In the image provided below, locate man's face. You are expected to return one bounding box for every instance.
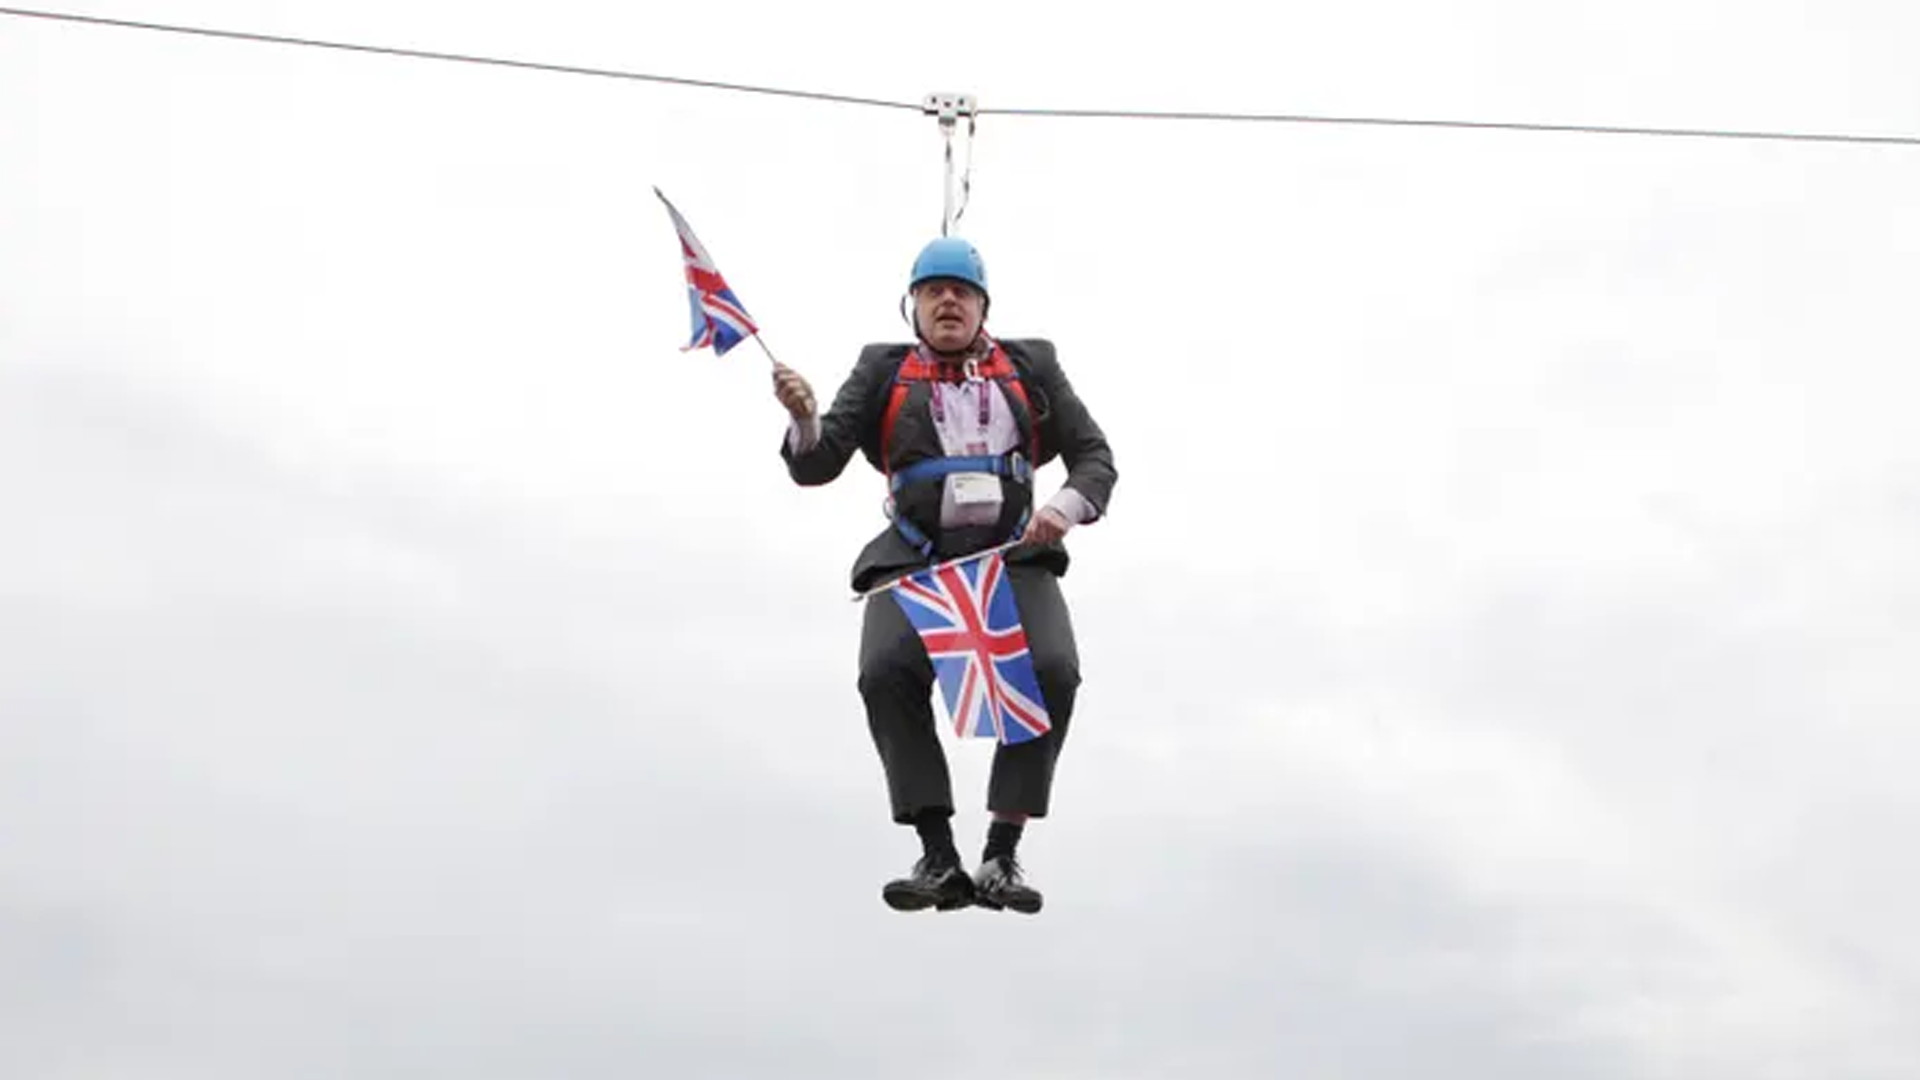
[913,278,986,353]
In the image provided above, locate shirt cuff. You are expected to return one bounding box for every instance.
[1044,486,1097,527]
[786,413,821,454]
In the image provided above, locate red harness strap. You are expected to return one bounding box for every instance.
[878,342,1039,489]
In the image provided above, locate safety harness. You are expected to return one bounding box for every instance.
[879,340,1041,559]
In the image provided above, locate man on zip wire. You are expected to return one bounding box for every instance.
[771,237,1117,914]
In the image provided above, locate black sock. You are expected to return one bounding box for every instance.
[912,809,957,863]
[983,819,1023,862]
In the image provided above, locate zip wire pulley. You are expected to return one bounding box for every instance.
[923,92,977,237]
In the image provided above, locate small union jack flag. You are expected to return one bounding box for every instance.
[891,549,1052,745]
[654,187,759,355]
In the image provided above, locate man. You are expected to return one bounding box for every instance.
[771,236,1117,915]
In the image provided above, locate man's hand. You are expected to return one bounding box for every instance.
[1020,505,1072,546]
[771,361,816,421]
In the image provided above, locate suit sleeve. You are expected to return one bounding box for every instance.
[779,346,890,486]
[1026,342,1117,522]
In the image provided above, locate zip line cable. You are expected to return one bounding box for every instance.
[0,6,922,112]
[976,103,1920,147]
[5,5,1920,149]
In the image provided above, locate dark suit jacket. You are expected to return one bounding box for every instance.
[781,338,1118,593]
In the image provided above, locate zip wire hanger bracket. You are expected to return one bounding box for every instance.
[924,92,978,236]
[923,92,977,124]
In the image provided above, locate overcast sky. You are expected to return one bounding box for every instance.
[5,2,1919,1078]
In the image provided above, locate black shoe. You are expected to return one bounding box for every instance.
[882,853,975,912]
[972,854,1043,914]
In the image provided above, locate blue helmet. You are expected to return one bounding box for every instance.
[909,237,988,298]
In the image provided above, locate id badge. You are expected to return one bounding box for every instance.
[951,473,1001,505]
[942,471,1003,527]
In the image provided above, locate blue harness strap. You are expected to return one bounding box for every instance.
[885,451,1035,559]
[887,452,1033,494]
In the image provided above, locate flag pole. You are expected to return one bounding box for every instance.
[751,332,780,369]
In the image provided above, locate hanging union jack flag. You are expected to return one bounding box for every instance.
[891,549,1053,745]
[654,187,759,355]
